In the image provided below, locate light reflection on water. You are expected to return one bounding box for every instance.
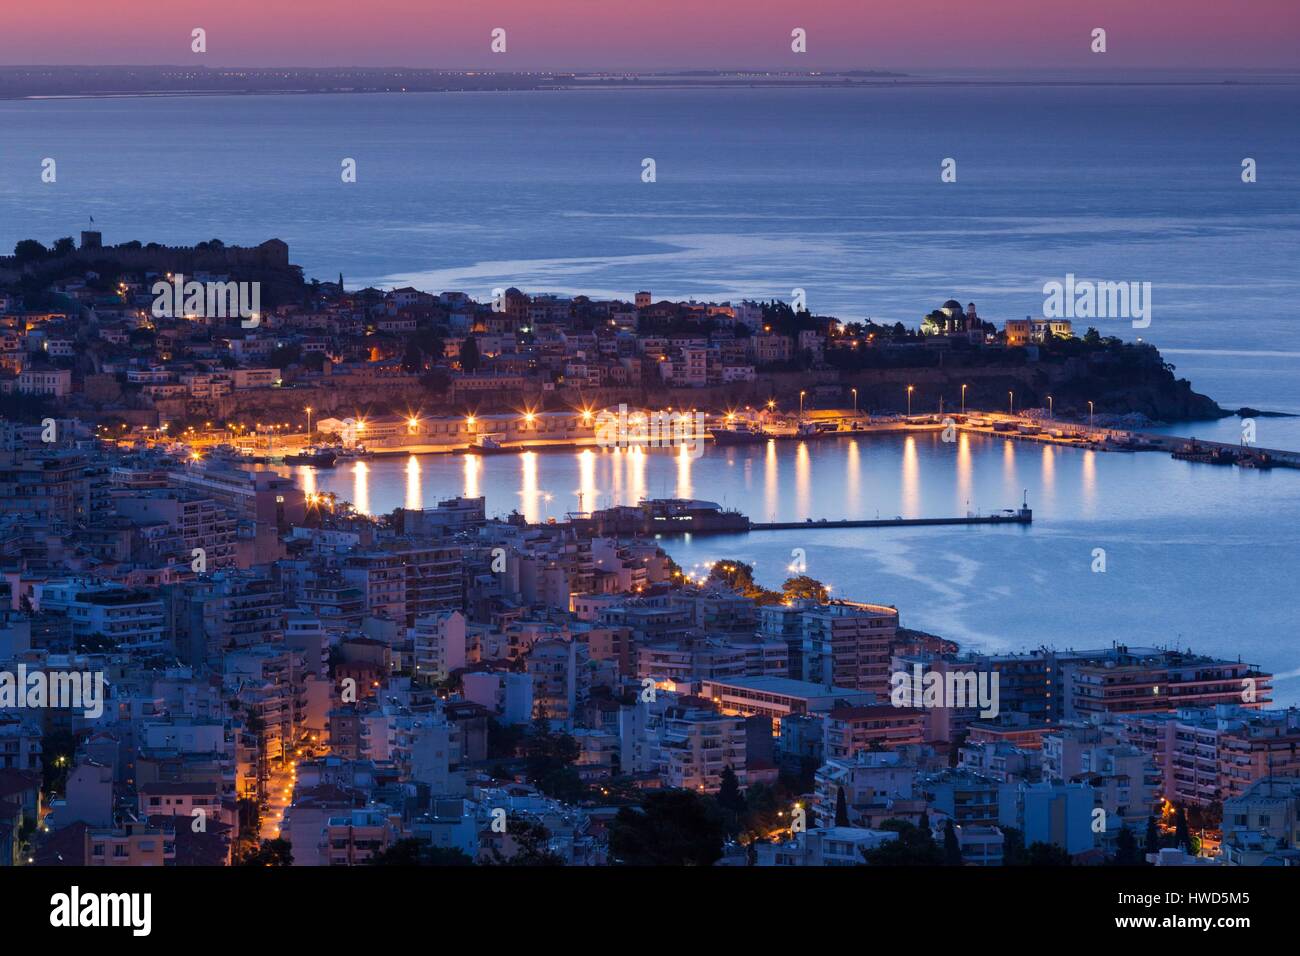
[289,433,1300,705]
[292,432,1276,526]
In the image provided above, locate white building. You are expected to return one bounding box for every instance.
[411,611,467,683]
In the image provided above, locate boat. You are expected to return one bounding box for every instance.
[284,447,338,467]
[334,444,372,461]
[763,419,800,439]
[1171,440,1236,465]
[464,434,510,455]
[710,422,767,445]
[1237,451,1274,469]
[797,420,839,437]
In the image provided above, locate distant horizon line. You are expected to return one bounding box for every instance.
[3,63,1298,75]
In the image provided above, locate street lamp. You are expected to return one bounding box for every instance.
[799,390,806,418]
[304,406,313,437]
[1088,400,1095,428]
[1008,390,1014,416]
[851,388,858,415]
[906,385,914,417]
[961,384,967,416]
[1047,395,1053,419]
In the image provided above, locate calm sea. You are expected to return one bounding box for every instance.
[1,84,1297,698]
[297,435,1300,706]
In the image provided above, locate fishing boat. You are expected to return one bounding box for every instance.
[763,418,800,439]
[1236,451,1274,469]
[334,444,372,461]
[710,421,767,444]
[284,447,338,467]
[464,434,510,455]
[1171,440,1236,465]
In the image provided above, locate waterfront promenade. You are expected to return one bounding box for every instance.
[174,407,1300,471]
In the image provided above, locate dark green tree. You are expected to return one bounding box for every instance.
[13,239,48,262]
[1173,804,1192,851]
[943,820,963,865]
[523,719,586,803]
[860,819,943,866]
[459,335,481,372]
[834,786,850,827]
[1112,824,1143,865]
[782,575,829,604]
[718,766,746,814]
[1002,826,1028,866]
[368,839,473,866]
[241,838,294,867]
[608,790,726,866]
[1144,815,1160,858]
[489,818,565,866]
[1026,842,1072,866]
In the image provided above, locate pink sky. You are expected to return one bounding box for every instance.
[1,0,1297,70]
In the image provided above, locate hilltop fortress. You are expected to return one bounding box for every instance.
[0,231,298,298]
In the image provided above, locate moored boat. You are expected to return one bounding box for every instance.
[285,447,338,467]
[465,434,510,455]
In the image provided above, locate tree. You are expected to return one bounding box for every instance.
[369,838,473,866]
[14,239,48,262]
[489,818,565,866]
[861,820,943,866]
[523,719,587,803]
[1002,827,1028,866]
[1188,801,1222,832]
[717,766,746,814]
[486,718,526,760]
[51,236,75,256]
[782,575,829,604]
[1144,815,1160,858]
[459,335,481,372]
[834,786,850,827]
[420,368,452,396]
[716,766,746,838]
[40,729,76,794]
[943,820,963,865]
[401,339,424,373]
[241,838,293,867]
[1173,804,1192,851]
[1112,824,1143,865]
[608,790,726,866]
[270,343,301,369]
[708,560,757,592]
[740,782,782,837]
[1026,842,1072,866]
